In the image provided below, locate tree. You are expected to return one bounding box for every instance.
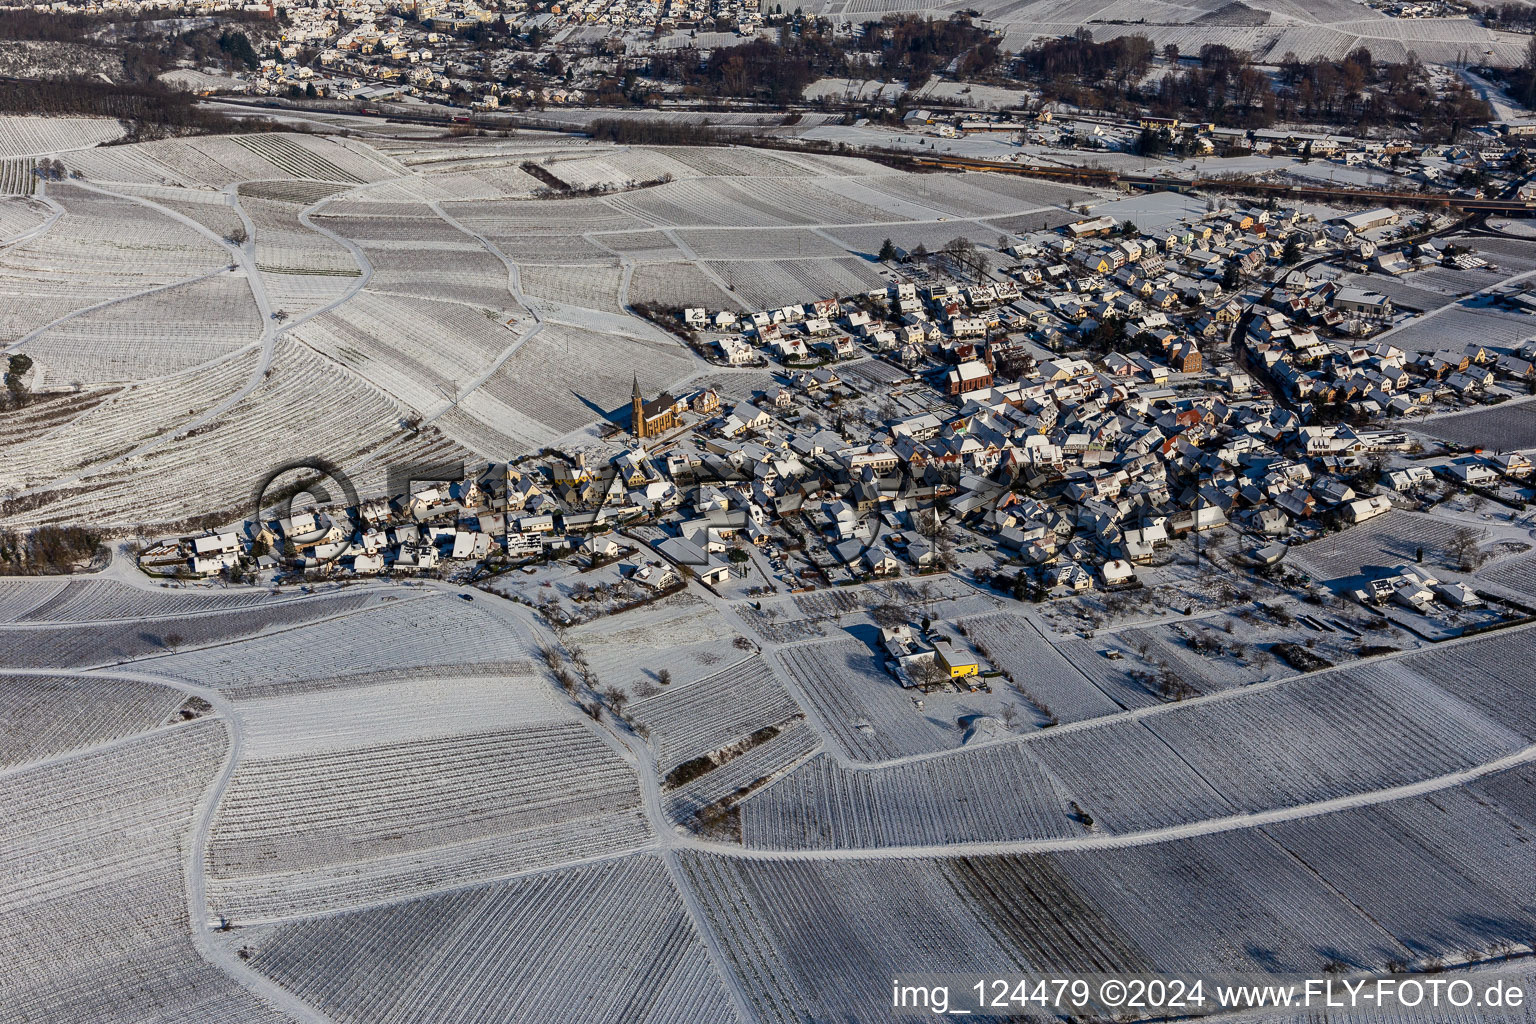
[877,237,897,261]
[1221,261,1242,291]
[657,668,673,685]
[600,685,629,717]
[1446,526,1485,570]
[162,632,186,653]
[998,702,1021,729]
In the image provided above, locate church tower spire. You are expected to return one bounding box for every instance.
[631,374,645,440]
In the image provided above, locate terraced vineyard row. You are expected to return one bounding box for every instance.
[0,158,35,195]
[741,744,1078,849]
[249,856,741,1024]
[777,639,956,762]
[632,656,801,773]
[0,591,381,670]
[0,674,188,770]
[207,722,646,876]
[0,722,290,1024]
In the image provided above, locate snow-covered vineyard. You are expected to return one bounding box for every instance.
[4,558,1536,1022]
[11,115,1536,1024]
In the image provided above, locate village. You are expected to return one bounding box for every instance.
[138,188,1536,689]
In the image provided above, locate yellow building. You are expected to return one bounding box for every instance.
[934,639,979,679]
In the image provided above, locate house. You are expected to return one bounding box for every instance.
[932,638,979,678]
[1101,559,1135,587]
[1168,341,1202,374]
[1342,494,1393,523]
[1331,287,1393,317]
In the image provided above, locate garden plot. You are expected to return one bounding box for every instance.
[0,346,257,493]
[295,290,514,414]
[482,321,695,438]
[362,240,515,311]
[630,656,800,773]
[519,261,625,312]
[0,590,382,669]
[1268,796,1536,960]
[157,592,531,690]
[628,261,736,311]
[568,592,749,693]
[1289,510,1470,581]
[14,579,280,622]
[22,270,261,386]
[776,637,956,762]
[1419,400,1536,450]
[0,721,291,1024]
[205,723,648,902]
[665,720,820,828]
[1028,720,1238,832]
[0,114,123,158]
[249,856,741,1024]
[960,612,1121,723]
[0,673,188,769]
[1146,662,1524,815]
[1053,829,1404,974]
[1405,627,1536,740]
[741,742,1076,849]
[707,256,886,310]
[679,853,1026,1024]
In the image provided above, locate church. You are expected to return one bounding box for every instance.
[631,376,680,440]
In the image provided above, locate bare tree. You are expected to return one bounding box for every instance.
[1446,526,1486,571]
[998,702,1021,729]
[657,668,673,686]
[600,685,629,717]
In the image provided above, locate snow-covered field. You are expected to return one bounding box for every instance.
[9,118,1536,1022]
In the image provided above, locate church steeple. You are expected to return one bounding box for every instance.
[631,374,645,439]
